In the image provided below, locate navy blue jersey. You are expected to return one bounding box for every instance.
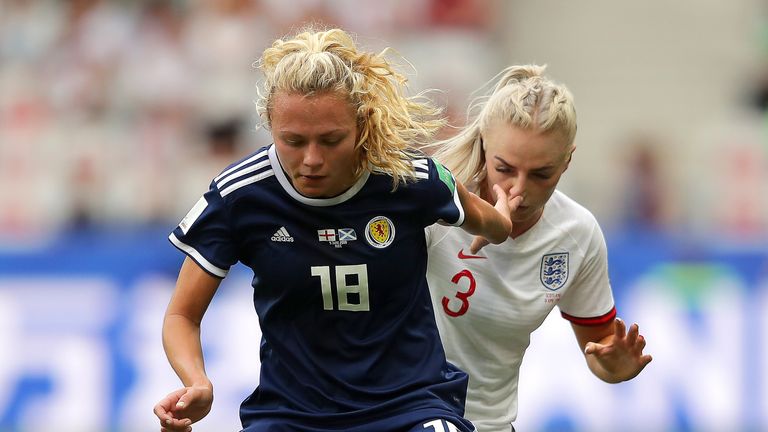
[170,145,474,432]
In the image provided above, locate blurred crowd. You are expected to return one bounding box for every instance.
[2,0,767,241]
[0,0,499,237]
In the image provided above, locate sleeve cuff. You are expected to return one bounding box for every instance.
[168,233,229,278]
[561,306,616,326]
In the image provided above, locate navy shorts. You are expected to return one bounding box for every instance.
[240,418,474,432]
[406,418,474,432]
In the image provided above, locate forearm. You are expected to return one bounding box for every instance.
[162,313,212,390]
[459,183,512,244]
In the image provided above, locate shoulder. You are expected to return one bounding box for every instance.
[545,190,601,228]
[541,190,606,248]
[211,145,275,198]
[409,155,457,192]
[410,156,431,180]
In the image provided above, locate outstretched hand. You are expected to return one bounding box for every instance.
[154,385,213,432]
[469,184,522,254]
[585,318,653,382]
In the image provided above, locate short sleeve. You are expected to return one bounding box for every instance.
[168,180,238,278]
[424,158,465,227]
[558,223,616,325]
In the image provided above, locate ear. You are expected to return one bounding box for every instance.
[563,145,576,172]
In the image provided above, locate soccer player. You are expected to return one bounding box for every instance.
[153,28,518,432]
[425,65,652,432]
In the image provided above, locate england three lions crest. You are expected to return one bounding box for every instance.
[540,252,569,291]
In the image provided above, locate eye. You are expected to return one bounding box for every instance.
[534,173,553,180]
[321,134,346,145]
[495,166,513,174]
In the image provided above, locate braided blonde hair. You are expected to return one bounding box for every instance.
[256,27,446,189]
[430,64,577,188]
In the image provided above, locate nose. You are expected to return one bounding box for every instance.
[509,175,527,203]
[303,142,323,168]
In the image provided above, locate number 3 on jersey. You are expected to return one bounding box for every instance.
[311,264,370,311]
[442,269,476,317]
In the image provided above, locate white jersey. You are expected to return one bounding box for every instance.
[425,190,616,432]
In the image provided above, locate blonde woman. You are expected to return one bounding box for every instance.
[426,65,652,432]
[153,28,517,432]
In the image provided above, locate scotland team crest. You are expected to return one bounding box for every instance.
[540,252,569,291]
[365,216,395,249]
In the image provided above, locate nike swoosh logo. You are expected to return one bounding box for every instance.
[457,249,486,259]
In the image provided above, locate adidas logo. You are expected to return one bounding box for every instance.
[271,226,294,242]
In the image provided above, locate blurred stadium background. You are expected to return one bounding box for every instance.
[1,0,767,431]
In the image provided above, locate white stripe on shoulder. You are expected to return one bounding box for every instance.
[220,170,275,197]
[414,171,429,179]
[412,158,428,172]
[214,148,269,183]
[216,159,270,189]
[169,233,228,278]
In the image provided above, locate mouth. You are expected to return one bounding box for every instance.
[300,174,324,181]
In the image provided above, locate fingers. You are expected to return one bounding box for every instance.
[584,342,596,355]
[616,317,646,351]
[160,417,192,432]
[155,389,193,432]
[157,412,192,431]
[584,341,607,356]
[613,317,626,339]
[493,184,523,211]
[173,398,190,416]
[176,397,188,410]
[154,401,170,420]
[508,195,523,212]
[615,318,652,369]
[625,322,639,346]
[470,236,490,254]
[159,414,192,431]
[161,425,192,432]
[491,185,512,217]
[154,395,178,424]
[492,184,507,201]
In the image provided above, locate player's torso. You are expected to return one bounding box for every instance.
[425,209,588,431]
[427,220,585,354]
[231,179,431,329]
[222,152,461,411]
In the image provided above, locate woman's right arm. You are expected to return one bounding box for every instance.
[154,257,222,431]
[457,182,521,252]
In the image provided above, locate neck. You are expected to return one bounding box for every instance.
[510,209,543,239]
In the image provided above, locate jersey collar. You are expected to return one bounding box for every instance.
[269,145,370,207]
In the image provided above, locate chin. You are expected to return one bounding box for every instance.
[293,185,319,197]
[511,209,530,220]
[301,190,326,198]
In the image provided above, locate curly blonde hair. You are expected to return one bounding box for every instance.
[256,27,445,189]
[430,64,577,189]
